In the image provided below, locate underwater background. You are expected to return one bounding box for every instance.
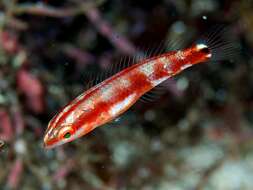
[0,0,253,189]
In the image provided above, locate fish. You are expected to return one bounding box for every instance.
[43,26,238,149]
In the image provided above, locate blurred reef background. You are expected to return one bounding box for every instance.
[0,0,253,189]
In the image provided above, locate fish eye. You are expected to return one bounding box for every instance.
[63,132,71,139]
[58,126,74,140]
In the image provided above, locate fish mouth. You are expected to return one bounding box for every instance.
[43,141,55,149]
[43,140,65,149]
[43,135,59,149]
[43,140,55,149]
[43,133,71,149]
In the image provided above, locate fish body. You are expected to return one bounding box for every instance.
[44,43,211,149]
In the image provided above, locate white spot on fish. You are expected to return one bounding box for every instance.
[175,51,185,60]
[181,63,192,70]
[102,78,131,101]
[159,57,169,63]
[101,84,115,101]
[109,93,136,116]
[120,78,131,88]
[163,62,173,74]
[196,43,208,50]
[151,76,169,87]
[65,111,75,123]
[138,61,156,77]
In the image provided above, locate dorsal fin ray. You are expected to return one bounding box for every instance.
[82,32,185,95]
[194,24,241,62]
[81,54,138,90]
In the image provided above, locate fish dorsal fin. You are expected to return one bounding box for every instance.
[82,34,184,92]
[82,65,107,91]
[82,54,139,89]
[140,41,165,59]
[107,55,136,77]
[137,35,185,61]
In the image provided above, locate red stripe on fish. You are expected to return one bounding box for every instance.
[44,34,235,148]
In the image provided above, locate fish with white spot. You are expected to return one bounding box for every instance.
[44,26,237,149]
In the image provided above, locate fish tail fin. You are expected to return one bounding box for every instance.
[195,25,241,62]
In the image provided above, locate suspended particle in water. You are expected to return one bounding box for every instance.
[202,15,207,20]
[176,77,189,91]
[171,21,186,34]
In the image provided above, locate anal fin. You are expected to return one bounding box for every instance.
[140,84,166,103]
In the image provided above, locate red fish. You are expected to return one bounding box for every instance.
[43,27,237,149]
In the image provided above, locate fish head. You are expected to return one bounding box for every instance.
[43,106,85,149]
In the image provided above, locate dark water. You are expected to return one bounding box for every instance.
[0,0,252,189]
